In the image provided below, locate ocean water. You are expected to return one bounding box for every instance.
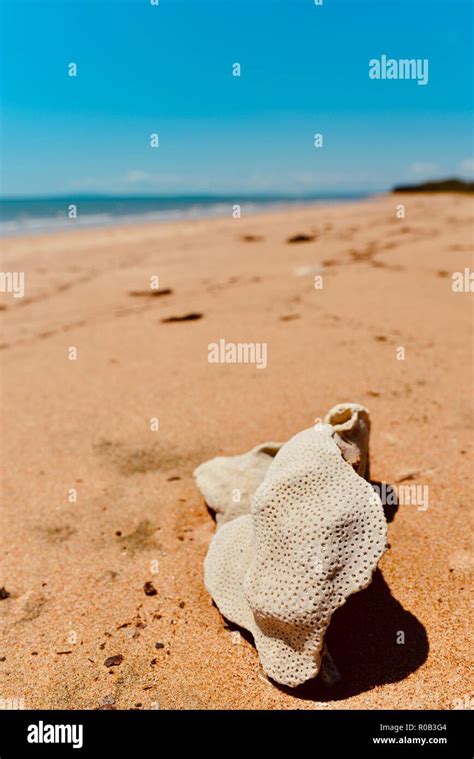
[0,194,367,237]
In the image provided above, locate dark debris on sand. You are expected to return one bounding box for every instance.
[161,313,203,323]
[104,655,123,667]
[286,234,316,244]
[143,581,157,597]
[241,234,264,242]
[128,288,173,297]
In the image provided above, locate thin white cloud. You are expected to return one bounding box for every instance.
[126,170,149,183]
[458,158,474,176]
[64,169,383,196]
[409,162,438,176]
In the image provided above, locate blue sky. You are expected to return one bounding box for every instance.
[1,0,473,197]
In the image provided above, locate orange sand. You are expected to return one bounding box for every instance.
[0,193,472,709]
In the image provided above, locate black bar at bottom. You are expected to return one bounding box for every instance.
[0,709,470,756]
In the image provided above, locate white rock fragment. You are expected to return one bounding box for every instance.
[294,264,323,277]
[193,442,282,526]
[201,407,387,688]
[324,402,371,477]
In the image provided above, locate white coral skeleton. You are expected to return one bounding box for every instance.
[194,403,387,688]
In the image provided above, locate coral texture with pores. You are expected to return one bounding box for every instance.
[201,406,387,688]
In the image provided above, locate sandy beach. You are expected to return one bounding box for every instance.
[0,192,472,710]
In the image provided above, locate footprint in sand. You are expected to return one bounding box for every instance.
[349,242,377,262]
[94,438,199,475]
[116,520,161,556]
[37,524,76,544]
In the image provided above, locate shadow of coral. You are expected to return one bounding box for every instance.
[210,475,424,700]
[277,569,429,702]
[371,480,399,523]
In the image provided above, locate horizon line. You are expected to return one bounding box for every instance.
[0,190,380,202]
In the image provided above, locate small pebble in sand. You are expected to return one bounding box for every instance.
[0,587,11,600]
[104,655,123,667]
[98,694,115,707]
[143,581,157,596]
[155,642,165,650]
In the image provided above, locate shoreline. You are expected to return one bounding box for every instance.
[0,193,376,240]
